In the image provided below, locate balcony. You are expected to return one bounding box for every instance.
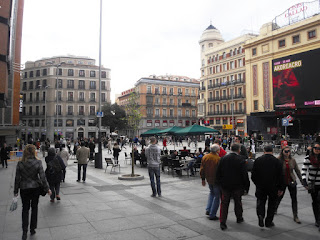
[90,99,96,102]
[207,109,246,116]
[199,86,206,91]
[67,85,74,89]
[67,98,74,102]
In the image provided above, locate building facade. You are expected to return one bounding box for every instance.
[0,0,24,146]
[131,75,199,136]
[199,24,256,136]
[244,2,320,138]
[20,56,111,142]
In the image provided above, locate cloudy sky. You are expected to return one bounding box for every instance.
[22,0,305,102]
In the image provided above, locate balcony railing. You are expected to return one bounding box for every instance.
[207,109,246,116]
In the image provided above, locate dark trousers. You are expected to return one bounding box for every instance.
[220,188,243,224]
[78,164,87,181]
[148,166,161,196]
[2,158,7,167]
[49,182,60,200]
[255,187,278,224]
[62,169,66,182]
[20,188,40,232]
[275,184,298,216]
[311,186,320,224]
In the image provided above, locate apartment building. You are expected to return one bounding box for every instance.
[199,24,256,136]
[129,75,199,136]
[20,56,111,141]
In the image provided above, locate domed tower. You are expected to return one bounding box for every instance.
[199,24,224,65]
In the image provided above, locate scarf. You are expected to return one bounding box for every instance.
[309,155,320,168]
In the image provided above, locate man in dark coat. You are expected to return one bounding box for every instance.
[251,145,284,228]
[216,143,250,230]
[0,143,10,168]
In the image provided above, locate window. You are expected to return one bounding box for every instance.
[29,81,34,90]
[42,79,47,87]
[77,119,85,126]
[185,89,189,96]
[238,59,243,67]
[162,87,167,94]
[155,87,159,94]
[191,99,195,106]
[90,92,95,102]
[252,48,257,56]
[90,81,96,89]
[79,80,85,89]
[41,119,45,127]
[79,92,85,101]
[66,119,74,127]
[178,99,182,106]
[42,69,47,76]
[170,109,174,117]
[79,70,85,77]
[155,98,160,105]
[278,39,285,48]
[178,109,182,117]
[230,61,234,69]
[56,105,61,115]
[36,70,40,77]
[222,52,226,59]
[170,98,174,105]
[88,119,96,126]
[155,109,160,117]
[101,81,105,90]
[101,93,106,102]
[178,88,182,95]
[162,109,167,117]
[223,104,227,112]
[223,118,228,124]
[101,71,107,78]
[254,100,258,111]
[67,92,73,101]
[216,91,219,98]
[147,86,152,93]
[42,92,46,101]
[35,106,39,115]
[223,63,227,71]
[29,93,33,102]
[308,30,316,39]
[79,106,84,115]
[186,110,190,117]
[24,72,27,78]
[29,71,33,78]
[29,106,32,116]
[67,80,74,88]
[28,120,33,126]
[238,88,242,96]
[22,82,27,90]
[162,98,167,105]
[57,91,61,101]
[57,79,63,88]
[36,92,40,101]
[230,49,233,56]
[216,118,221,125]
[57,68,62,76]
[68,69,74,76]
[42,106,45,115]
[67,106,73,115]
[90,71,96,77]
[292,35,300,44]
[238,46,242,53]
[192,110,196,117]
[147,108,153,116]
[239,102,243,111]
[169,88,173,95]
[216,66,220,73]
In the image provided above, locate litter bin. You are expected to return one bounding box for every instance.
[95,152,102,169]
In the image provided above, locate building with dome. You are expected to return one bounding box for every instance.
[198,24,257,136]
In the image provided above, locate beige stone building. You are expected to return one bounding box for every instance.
[20,56,111,141]
[198,24,256,136]
[244,2,320,137]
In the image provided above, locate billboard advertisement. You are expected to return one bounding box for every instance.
[272,48,320,109]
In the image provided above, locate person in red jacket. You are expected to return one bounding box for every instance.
[214,139,227,157]
[162,137,167,150]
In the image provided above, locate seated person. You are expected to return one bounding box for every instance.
[133,147,140,164]
[170,150,178,159]
[140,148,147,166]
[160,150,169,172]
[179,146,190,158]
[188,150,203,176]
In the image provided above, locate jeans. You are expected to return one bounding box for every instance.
[220,188,243,224]
[148,166,161,196]
[188,160,195,175]
[49,182,60,200]
[206,184,220,217]
[311,186,320,224]
[20,188,40,232]
[78,164,87,181]
[275,184,298,216]
[255,187,278,224]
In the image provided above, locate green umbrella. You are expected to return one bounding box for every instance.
[174,124,220,136]
[157,126,182,135]
[140,128,161,137]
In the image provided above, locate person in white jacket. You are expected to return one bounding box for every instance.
[58,144,69,182]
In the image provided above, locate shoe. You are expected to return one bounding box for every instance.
[258,215,264,227]
[158,194,162,197]
[56,195,61,200]
[293,216,301,224]
[151,194,156,197]
[209,216,219,220]
[30,229,36,235]
[220,223,227,230]
[205,210,210,216]
[50,199,54,203]
[83,180,86,183]
[76,180,80,182]
[265,222,275,228]
[237,217,244,223]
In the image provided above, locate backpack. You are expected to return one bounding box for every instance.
[46,157,62,175]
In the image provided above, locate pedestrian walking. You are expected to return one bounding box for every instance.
[58,144,69,182]
[113,143,121,164]
[0,143,10,168]
[301,142,320,230]
[200,144,221,220]
[274,146,303,223]
[251,145,284,228]
[14,144,51,240]
[162,137,167,150]
[145,137,161,197]
[216,143,250,230]
[76,141,90,182]
[45,148,65,203]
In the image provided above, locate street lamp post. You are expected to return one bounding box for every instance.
[231,80,235,135]
[38,85,49,140]
[55,62,65,139]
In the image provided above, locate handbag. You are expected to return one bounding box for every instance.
[10,197,18,211]
[37,179,47,196]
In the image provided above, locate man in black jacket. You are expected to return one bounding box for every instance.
[251,145,284,228]
[216,143,250,230]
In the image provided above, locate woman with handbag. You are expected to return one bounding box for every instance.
[14,144,51,240]
[302,142,320,230]
[45,148,66,202]
[274,146,303,223]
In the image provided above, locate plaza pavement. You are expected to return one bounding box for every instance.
[0,141,319,240]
